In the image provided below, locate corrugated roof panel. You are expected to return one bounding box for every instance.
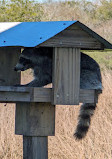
[0,21,77,47]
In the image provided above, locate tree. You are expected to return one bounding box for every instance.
[0,0,44,22]
[95,0,112,21]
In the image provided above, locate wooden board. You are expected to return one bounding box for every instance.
[23,136,48,159]
[15,102,55,136]
[40,24,103,49]
[79,89,95,103]
[33,87,52,102]
[0,86,51,102]
[0,86,96,103]
[0,47,21,86]
[52,48,80,105]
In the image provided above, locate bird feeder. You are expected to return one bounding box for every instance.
[0,21,112,159]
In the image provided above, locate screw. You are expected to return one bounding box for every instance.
[67,94,69,97]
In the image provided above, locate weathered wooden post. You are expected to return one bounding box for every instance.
[52,48,80,105]
[0,47,21,86]
[0,21,112,159]
[16,102,55,159]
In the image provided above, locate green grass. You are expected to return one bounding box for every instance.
[82,49,112,71]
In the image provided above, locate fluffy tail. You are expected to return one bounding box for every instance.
[74,103,96,140]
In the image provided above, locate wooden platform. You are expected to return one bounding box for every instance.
[0,86,99,104]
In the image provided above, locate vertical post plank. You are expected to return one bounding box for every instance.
[0,47,21,86]
[15,102,55,136]
[52,47,80,105]
[15,102,55,159]
[23,136,48,159]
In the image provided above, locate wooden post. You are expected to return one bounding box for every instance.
[52,47,80,105]
[15,102,55,159]
[23,136,48,159]
[0,47,21,86]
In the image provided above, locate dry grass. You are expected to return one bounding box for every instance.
[48,69,112,159]
[0,104,22,159]
[0,69,112,159]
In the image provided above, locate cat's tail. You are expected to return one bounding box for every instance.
[74,103,96,140]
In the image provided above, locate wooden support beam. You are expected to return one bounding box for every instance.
[15,102,55,159]
[79,89,95,103]
[33,87,52,102]
[0,47,21,86]
[0,86,98,103]
[23,136,48,159]
[52,48,80,105]
[15,102,55,136]
[0,86,51,102]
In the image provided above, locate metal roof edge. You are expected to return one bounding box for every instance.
[76,21,112,49]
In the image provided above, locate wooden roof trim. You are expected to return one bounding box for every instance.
[76,21,112,49]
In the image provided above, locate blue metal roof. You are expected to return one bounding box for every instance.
[0,21,77,47]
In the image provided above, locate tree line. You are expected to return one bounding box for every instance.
[0,0,112,23]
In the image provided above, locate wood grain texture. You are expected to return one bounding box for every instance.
[0,86,30,92]
[15,102,55,136]
[40,24,103,49]
[52,48,80,105]
[0,91,30,102]
[0,47,21,86]
[79,89,95,103]
[33,88,52,102]
[0,86,96,103]
[0,87,51,102]
[23,136,48,159]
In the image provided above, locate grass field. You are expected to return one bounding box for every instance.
[0,50,112,159]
